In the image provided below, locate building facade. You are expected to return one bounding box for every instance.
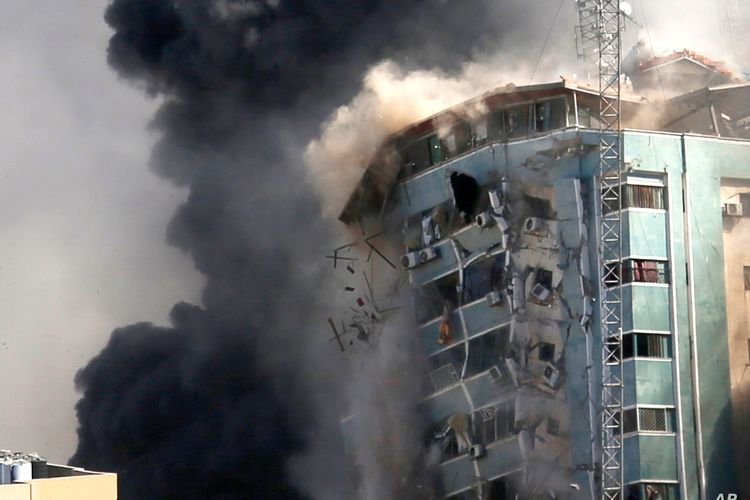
[339,69,748,499]
[1,451,117,500]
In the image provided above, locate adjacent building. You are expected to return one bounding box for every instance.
[0,451,117,500]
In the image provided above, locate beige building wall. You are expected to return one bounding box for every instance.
[720,180,750,496]
[1,483,32,500]
[28,473,117,500]
[0,468,116,500]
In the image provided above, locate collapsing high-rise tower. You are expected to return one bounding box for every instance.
[332,41,750,498]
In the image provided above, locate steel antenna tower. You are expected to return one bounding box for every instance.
[596,1,624,499]
[576,1,624,498]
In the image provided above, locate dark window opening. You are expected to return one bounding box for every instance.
[605,259,669,287]
[399,137,432,176]
[622,333,671,359]
[625,482,678,500]
[463,254,508,303]
[623,408,638,434]
[414,274,458,324]
[505,104,530,138]
[538,342,556,363]
[450,172,480,223]
[472,400,515,445]
[466,327,510,377]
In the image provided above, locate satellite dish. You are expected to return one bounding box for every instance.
[620,1,633,17]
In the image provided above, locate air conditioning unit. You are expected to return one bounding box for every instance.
[724,202,743,217]
[485,290,503,307]
[524,217,545,233]
[475,211,494,228]
[420,246,439,264]
[469,443,486,460]
[543,363,560,388]
[401,251,421,269]
[530,283,552,303]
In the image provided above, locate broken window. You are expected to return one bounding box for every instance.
[436,413,472,461]
[604,183,666,213]
[605,259,669,287]
[538,342,556,363]
[623,407,675,434]
[466,326,510,377]
[462,254,507,303]
[399,136,432,176]
[450,172,480,223]
[622,333,671,359]
[414,274,458,324]
[472,399,515,445]
[625,483,678,500]
[505,104,530,138]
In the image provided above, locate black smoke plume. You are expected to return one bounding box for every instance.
[70,0,532,498]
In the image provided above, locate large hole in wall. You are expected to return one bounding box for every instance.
[450,172,480,223]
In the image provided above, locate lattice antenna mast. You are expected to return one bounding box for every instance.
[596,1,624,499]
[575,0,601,80]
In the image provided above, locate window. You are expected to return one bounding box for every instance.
[538,342,556,362]
[444,121,472,158]
[399,136,432,175]
[603,183,666,213]
[505,104,530,138]
[623,408,638,434]
[625,482,679,500]
[462,254,508,303]
[744,266,750,291]
[605,259,669,287]
[622,407,675,434]
[466,327,510,376]
[472,400,515,445]
[534,98,567,132]
[414,274,458,324]
[625,184,665,209]
[622,333,671,359]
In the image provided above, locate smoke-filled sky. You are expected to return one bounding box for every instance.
[0,0,747,498]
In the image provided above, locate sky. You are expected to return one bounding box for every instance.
[0,0,744,476]
[0,1,203,462]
